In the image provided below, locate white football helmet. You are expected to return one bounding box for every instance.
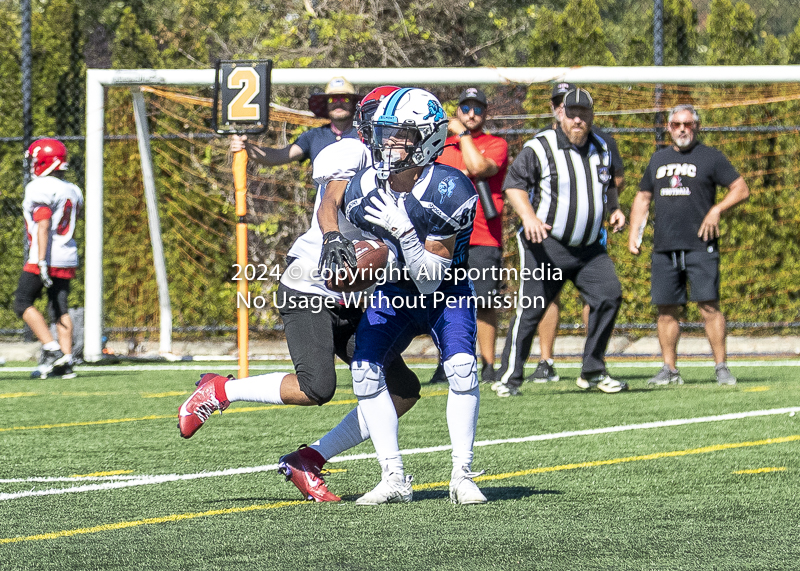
[369,88,448,179]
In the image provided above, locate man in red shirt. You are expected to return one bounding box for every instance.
[436,87,508,383]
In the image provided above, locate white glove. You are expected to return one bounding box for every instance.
[363,189,414,239]
[38,260,53,288]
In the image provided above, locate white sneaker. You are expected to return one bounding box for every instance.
[449,466,487,504]
[355,472,413,505]
[576,373,628,393]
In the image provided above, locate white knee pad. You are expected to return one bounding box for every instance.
[351,360,386,398]
[443,353,478,392]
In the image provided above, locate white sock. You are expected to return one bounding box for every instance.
[447,386,480,470]
[546,358,554,366]
[224,372,287,404]
[64,353,73,363]
[311,407,370,461]
[43,341,60,351]
[357,389,403,476]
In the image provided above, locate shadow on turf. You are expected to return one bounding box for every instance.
[213,486,558,505]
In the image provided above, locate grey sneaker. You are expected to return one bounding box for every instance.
[36,349,69,379]
[527,360,560,383]
[577,373,629,393]
[715,363,737,386]
[647,365,683,386]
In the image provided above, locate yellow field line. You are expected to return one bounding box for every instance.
[2,434,796,544]
[733,467,787,474]
[0,501,304,544]
[411,434,800,491]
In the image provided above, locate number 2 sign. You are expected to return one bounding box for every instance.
[212,60,272,135]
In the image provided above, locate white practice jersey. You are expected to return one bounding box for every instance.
[23,175,84,269]
[281,138,372,298]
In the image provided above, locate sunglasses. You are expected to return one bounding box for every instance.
[669,121,696,129]
[459,104,485,116]
[328,95,353,104]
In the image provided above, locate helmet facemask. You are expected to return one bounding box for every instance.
[370,118,447,180]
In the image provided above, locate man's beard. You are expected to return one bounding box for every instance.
[673,134,694,149]
[567,126,590,146]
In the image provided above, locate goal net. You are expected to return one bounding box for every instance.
[83,66,800,361]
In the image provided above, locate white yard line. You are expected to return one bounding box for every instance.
[2,405,798,502]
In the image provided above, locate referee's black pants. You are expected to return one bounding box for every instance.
[497,235,622,388]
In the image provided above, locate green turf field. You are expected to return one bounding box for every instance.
[1,360,798,570]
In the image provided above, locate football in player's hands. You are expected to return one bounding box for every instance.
[327,239,389,292]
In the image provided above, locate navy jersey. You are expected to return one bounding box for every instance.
[344,164,478,278]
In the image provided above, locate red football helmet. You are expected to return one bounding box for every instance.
[26,139,68,177]
[354,86,400,143]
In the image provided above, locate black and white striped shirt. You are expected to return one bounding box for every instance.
[503,126,618,247]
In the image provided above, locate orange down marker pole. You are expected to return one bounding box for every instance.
[233,149,249,378]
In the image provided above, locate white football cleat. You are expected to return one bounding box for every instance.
[355,472,413,505]
[449,466,487,504]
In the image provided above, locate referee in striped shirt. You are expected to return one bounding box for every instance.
[493,88,627,396]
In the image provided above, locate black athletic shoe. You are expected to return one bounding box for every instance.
[526,360,560,383]
[429,363,448,384]
[52,362,77,380]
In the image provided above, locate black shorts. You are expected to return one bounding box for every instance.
[650,248,720,305]
[13,271,71,320]
[468,245,503,308]
[276,283,420,405]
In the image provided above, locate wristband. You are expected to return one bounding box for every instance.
[458,130,471,139]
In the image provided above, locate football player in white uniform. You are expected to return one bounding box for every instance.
[14,139,84,379]
[341,88,487,505]
[178,87,421,503]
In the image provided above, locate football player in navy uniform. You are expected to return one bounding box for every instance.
[178,88,422,504]
[340,88,487,505]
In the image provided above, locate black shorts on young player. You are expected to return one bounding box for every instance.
[13,271,71,319]
[650,247,720,305]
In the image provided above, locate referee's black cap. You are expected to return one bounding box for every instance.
[563,88,594,113]
[458,87,488,107]
[551,82,577,103]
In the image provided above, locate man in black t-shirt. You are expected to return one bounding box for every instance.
[628,104,750,387]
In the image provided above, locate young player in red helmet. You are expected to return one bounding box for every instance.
[15,139,84,379]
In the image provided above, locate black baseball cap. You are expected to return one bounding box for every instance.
[562,88,594,117]
[458,87,488,107]
[551,82,577,102]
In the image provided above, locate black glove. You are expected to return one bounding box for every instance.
[38,260,53,288]
[319,231,357,277]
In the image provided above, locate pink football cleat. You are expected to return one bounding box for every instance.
[178,373,231,439]
[278,445,341,502]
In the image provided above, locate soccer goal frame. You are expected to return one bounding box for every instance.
[83,64,800,362]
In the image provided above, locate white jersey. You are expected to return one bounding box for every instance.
[23,175,84,270]
[280,138,372,298]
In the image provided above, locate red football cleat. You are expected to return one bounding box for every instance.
[178,373,231,439]
[278,445,341,502]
